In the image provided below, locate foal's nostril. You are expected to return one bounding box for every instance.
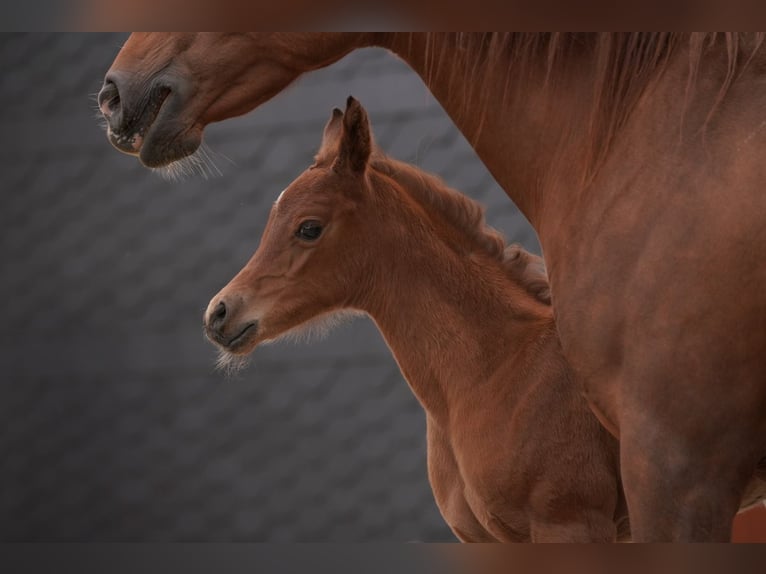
[209,300,227,330]
[98,79,121,118]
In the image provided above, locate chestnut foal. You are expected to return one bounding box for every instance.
[204,98,629,542]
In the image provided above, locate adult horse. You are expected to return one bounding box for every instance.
[99,33,766,541]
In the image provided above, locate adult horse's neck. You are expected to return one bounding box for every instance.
[354,169,553,426]
[369,33,593,228]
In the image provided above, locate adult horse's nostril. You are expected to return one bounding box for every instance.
[98,79,121,119]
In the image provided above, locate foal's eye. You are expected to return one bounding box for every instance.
[296,220,323,241]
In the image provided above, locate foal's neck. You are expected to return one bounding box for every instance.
[356,174,553,424]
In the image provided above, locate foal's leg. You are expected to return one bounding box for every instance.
[530,514,616,543]
[619,404,760,542]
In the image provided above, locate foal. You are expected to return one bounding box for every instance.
[204,98,629,542]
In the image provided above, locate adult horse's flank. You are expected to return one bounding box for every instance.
[101,33,766,541]
[204,98,630,542]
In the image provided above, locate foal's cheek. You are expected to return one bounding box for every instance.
[288,244,319,274]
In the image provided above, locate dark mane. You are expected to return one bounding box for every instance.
[418,33,765,179]
[372,157,551,305]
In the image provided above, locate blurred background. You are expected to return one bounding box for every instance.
[0,33,539,541]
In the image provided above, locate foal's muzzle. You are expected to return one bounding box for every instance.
[204,297,258,352]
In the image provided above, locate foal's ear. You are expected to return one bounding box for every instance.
[321,108,343,149]
[317,107,344,159]
[334,96,371,174]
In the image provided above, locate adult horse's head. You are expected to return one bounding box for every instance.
[98,33,363,167]
[203,97,373,364]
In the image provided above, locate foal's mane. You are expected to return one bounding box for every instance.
[372,156,550,304]
[417,33,765,178]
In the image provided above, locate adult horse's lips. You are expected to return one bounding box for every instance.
[106,85,170,156]
[136,89,203,168]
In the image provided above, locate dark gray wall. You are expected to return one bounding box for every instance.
[0,33,538,541]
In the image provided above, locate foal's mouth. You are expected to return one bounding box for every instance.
[215,321,259,354]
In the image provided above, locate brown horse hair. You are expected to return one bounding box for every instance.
[502,245,551,306]
[411,33,765,182]
[314,107,552,306]
[370,156,551,306]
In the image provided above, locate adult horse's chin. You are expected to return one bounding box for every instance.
[137,122,203,169]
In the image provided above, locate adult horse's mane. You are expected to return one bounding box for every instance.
[372,157,551,305]
[420,32,765,177]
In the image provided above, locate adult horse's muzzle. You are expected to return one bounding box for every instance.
[97,72,199,168]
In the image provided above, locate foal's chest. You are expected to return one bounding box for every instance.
[426,419,529,542]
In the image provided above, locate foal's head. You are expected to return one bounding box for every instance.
[204,97,381,361]
[204,97,551,367]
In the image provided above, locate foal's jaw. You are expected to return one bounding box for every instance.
[206,319,260,354]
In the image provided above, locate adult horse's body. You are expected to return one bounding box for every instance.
[204,98,631,542]
[100,33,766,541]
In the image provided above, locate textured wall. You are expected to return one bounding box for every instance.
[0,33,538,541]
